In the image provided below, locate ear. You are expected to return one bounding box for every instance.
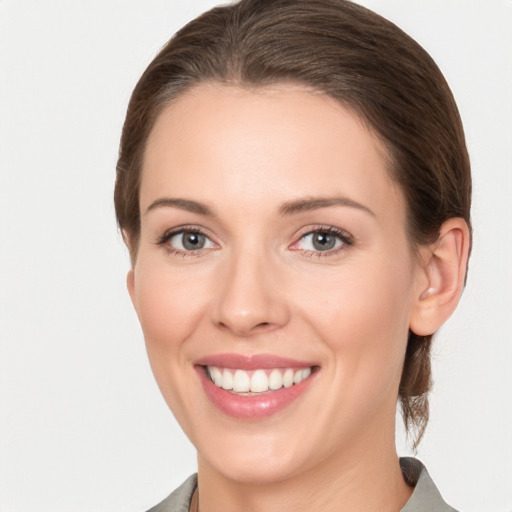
[410,218,471,336]
[122,229,138,311]
[127,268,136,308]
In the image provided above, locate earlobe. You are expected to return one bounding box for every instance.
[410,218,470,336]
[127,269,137,309]
[122,229,139,312]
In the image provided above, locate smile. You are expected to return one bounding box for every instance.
[195,354,318,419]
[207,366,313,394]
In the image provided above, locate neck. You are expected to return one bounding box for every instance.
[196,423,412,512]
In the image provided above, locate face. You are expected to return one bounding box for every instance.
[128,84,425,483]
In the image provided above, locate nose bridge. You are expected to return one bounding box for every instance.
[211,240,289,336]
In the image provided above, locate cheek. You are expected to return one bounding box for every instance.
[133,262,208,367]
[296,263,415,445]
[132,261,214,430]
[297,256,415,383]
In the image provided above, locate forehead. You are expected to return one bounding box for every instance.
[141,83,403,219]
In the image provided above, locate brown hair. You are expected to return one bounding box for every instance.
[115,0,471,448]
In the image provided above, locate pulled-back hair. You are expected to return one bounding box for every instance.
[115,0,471,448]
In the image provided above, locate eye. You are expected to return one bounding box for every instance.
[170,231,212,251]
[157,228,217,254]
[301,231,340,251]
[290,227,353,255]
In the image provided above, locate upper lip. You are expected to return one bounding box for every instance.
[194,353,317,370]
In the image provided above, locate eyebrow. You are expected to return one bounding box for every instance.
[279,196,375,216]
[145,197,214,216]
[145,195,374,218]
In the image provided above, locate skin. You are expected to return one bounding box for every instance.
[127,84,469,512]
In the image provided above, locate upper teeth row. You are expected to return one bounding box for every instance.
[207,367,312,393]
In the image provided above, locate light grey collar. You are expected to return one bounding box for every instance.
[400,457,458,511]
[147,458,458,512]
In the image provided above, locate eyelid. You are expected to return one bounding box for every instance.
[154,224,353,257]
[155,225,219,254]
[289,225,354,254]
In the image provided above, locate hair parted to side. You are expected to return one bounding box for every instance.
[115,0,471,448]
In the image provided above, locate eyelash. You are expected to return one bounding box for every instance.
[155,225,354,258]
[292,225,354,258]
[155,225,215,257]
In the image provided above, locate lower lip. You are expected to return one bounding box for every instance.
[196,366,316,419]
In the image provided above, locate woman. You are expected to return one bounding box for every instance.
[115,0,471,510]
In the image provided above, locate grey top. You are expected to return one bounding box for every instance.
[147,458,457,512]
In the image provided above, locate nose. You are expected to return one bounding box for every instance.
[210,249,290,337]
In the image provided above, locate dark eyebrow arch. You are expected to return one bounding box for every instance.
[279,196,375,216]
[145,197,214,216]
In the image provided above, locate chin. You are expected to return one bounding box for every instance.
[205,454,305,485]
[197,429,312,484]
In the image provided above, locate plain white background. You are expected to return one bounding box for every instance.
[0,1,511,511]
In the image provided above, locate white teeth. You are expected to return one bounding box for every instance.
[268,369,283,390]
[233,369,250,392]
[250,370,269,392]
[210,367,223,387]
[208,366,313,393]
[221,370,233,390]
[283,368,294,388]
[293,369,304,384]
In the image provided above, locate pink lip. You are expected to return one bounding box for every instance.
[195,353,316,370]
[194,353,318,420]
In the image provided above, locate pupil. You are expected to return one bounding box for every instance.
[183,232,205,250]
[313,232,335,251]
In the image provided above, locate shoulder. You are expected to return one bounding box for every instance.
[400,457,459,512]
[145,474,197,512]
